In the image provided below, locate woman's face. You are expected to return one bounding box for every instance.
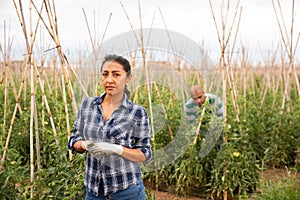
[101,61,129,97]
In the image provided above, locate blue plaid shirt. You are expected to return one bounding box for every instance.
[68,93,152,196]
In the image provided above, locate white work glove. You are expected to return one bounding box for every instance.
[83,140,123,157]
[81,140,93,151]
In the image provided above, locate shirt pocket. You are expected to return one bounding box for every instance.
[82,110,104,140]
[107,118,136,140]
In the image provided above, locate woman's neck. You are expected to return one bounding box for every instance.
[103,93,124,110]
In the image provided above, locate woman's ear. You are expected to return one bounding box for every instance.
[126,74,132,84]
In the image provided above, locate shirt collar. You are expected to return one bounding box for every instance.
[93,92,130,108]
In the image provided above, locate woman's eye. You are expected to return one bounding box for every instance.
[113,73,120,77]
[102,73,108,77]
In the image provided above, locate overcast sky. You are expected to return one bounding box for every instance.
[0,0,299,63]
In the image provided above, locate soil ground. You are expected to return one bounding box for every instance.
[147,168,300,200]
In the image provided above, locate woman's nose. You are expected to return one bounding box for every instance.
[106,74,113,82]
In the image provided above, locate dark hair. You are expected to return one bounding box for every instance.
[101,54,131,98]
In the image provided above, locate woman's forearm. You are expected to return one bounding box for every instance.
[120,147,146,163]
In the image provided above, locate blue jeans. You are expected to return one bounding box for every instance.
[85,179,146,200]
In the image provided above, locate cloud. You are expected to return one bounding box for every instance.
[1,0,300,62]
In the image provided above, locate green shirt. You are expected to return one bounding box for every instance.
[185,93,223,124]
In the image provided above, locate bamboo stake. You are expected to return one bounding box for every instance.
[82,8,112,96]
[1,58,30,162]
[271,67,281,111]
[225,62,240,121]
[223,2,241,122]
[153,82,173,139]
[29,1,35,197]
[3,65,8,129]
[42,71,46,141]
[0,21,9,129]
[38,61,45,143]
[82,8,97,94]
[34,101,41,169]
[1,0,32,163]
[120,2,142,50]
[14,0,34,109]
[34,47,45,171]
[222,59,227,200]
[209,0,242,123]
[42,65,52,95]
[157,5,197,148]
[43,0,82,114]
[138,0,154,143]
[20,2,61,162]
[240,46,247,112]
[29,58,35,199]
[23,0,60,148]
[193,107,206,145]
[1,66,8,128]
[59,55,79,115]
[260,82,268,110]
[138,0,159,191]
[272,0,300,115]
[62,75,72,161]
[209,1,243,199]
[32,59,60,147]
[158,7,176,55]
[52,57,57,97]
[8,72,23,115]
[31,0,87,116]
[82,8,97,60]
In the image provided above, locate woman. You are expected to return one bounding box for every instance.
[68,54,152,200]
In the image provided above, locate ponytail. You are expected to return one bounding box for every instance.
[125,84,130,99]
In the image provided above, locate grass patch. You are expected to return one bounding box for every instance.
[253,174,300,200]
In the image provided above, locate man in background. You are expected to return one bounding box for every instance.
[185,85,223,123]
[185,85,224,152]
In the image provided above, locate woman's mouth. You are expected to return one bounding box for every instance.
[106,86,115,90]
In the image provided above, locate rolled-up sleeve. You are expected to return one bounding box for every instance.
[135,108,152,162]
[68,99,85,152]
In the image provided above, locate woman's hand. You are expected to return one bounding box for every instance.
[86,141,123,156]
